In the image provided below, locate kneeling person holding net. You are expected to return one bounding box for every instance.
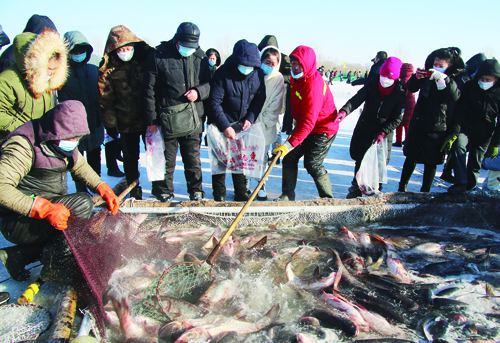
[0,100,119,282]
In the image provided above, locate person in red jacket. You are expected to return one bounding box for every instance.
[274,45,338,201]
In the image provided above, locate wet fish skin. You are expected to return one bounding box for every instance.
[353,339,417,343]
[352,294,409,324]
[386,251,412,284]
[343,251,365,275]
[286,248,339,291]
[304,309,359,337]
[174,304,280,343]
[319,292,369,334]
[354,303,407,337]
[431,297,469,309]
[423,316,450,341]
[196,279,234,312]
[110,295,154,342]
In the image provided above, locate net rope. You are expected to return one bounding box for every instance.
[0,304,52,342]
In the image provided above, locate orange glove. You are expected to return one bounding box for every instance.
[97,183,120,215]
[30,197,70,230]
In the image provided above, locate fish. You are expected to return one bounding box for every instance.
[405,242,446,257]
[132,213,149,225]
[423,316,450,341]
[319,292,369,333]
[303,309,359,337]
[386,251,412,284]
[354,304,407,337]
[293,327,339,343]
[196,279,234,312]
[110,295,157,342]
[343,251,365,275]
[286,248,340,291]
[338,226,358,244]
[158,314,222,341]
[174,304,280,343]
[352,293,409,324]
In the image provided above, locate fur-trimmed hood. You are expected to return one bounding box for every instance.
[13,29,68,98]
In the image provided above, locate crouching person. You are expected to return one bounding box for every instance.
[0,100,119,283]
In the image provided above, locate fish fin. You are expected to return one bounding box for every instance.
[259,304,281,324]
[157,220,170,238]
[313,266,320,278]
[249,236,267,250]
[173,248,188,263]
[486,283,496,297]
[333,266,343,291]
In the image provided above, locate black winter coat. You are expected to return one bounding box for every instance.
[142,39,211,135]
[403,74,460,165]
[351,59,385,86]
[208,42,266,132]
[341,76,405,162]
[450,80,500,147]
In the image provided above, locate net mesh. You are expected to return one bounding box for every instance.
[62,200,500,341]
[0,304,52,342]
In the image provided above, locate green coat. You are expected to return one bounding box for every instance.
[0,30,68,142]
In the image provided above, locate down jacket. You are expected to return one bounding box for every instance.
[0,15,57,74]
[0,101,102,216]
[254,45,285,145]
[288,45,337,148]
[208,41,266,132]
[98,25,153,133]
[403,66,460,165]
[341,76,405,162]
[449,59,500,147]
[58,31,104,152]
[142,39,211,134]
[0,29,68,142]
[399,63,416,127]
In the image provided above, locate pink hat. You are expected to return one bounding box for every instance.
[380,57,403,80]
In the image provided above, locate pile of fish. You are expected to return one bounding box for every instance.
[101,215,500,343]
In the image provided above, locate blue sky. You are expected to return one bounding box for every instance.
[2,0,498,68]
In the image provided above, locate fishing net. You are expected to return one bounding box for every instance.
[0,304,52,342]
[62,195,500,341]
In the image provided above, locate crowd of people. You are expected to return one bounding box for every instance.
[0,15,499,284]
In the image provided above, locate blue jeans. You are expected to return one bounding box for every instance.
[452,131,489,188]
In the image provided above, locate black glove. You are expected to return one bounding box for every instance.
[106,127,119,140]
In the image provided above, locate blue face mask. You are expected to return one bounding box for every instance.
[208,59,216,67]
[59,140,79,151]
[261,63,274,75]
[70,52,86,63]
[291,70,304,79]
[178,45,196,57]
[238,65,254,75]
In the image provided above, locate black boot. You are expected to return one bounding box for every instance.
[314,172,333,198]
[129,185,142,200]
[420,165,437,192]
[398,182,408,192]
[275,167,298,201]
[346,178,362,199]
[0,245,43,281]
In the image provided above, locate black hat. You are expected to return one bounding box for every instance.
[465,53,487,72]
[476,58,500,78]
[371,51,387,62]
[174,22,200,48]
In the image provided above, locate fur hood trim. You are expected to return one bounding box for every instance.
[24,28,68,98]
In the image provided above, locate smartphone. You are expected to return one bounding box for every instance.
[425,70,433,77]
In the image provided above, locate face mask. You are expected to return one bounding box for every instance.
[238,65,253,75]
[379,76,395,88]
[208,59,216,67]
[291,70,304,79]
[117,48,134,62]
[178,45,196,57]
[46,75,52,83]
[479,80,494,91]
[70,52,86,63]
[261,63,274,75]
[433,66,447,73]
[59,140,79,151]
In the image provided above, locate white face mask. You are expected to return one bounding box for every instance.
[433,66,447,73]
[479,80,495,91]
[117,48,134,62]
[379,76,395,88]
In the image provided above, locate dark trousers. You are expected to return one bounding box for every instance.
[452,132,489,189]
[283,133,335,179]
[152,132,203,197]
[74,147,101,192]
[212,173,247,198]
[121,132,144,185]
[400,158,436,192]
[105,138,121,172]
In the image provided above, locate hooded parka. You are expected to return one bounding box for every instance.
[403,59,461,165]
[0,15,57,74]
[209,41,266,132]
[288,45,337,148]
[399,63,416,127]
[59,31,104,152]
[341,76,405,162]
[98,25,153,134]
[254,45,285,145]
[0,29,68,142]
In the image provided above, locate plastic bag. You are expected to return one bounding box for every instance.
[144,127,166,181]
[356,138,387,195]
[207,122,266,179]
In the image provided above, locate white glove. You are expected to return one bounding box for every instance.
[429,69,446,81]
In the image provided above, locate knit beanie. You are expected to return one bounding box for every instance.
[380,57,403,80]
